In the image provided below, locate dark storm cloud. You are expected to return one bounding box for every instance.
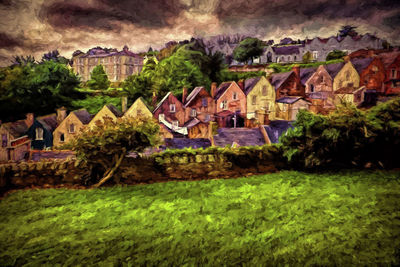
[383,12,400,28]
[0,32,21,48]
[39,0,186,31]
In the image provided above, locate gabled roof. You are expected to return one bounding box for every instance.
[264,120,294,143]
[300,67,317,85]
[1,119,28,137]
[184,87,205,107]
[379,52,400,67]
[324,62,345,79]
[37,114,58,132]
[244,77,261,95]
[73,109,92,125]
[214,82,233,100]
[272,46,300,55]
[183,118,204,129]
[276,96,304,104]
[351,58,374,75]
[270,71,292,90]
[106,104,123,117]
[153,92,172,113]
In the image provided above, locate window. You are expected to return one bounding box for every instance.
[338,81,343,88]
[169,104,176,113]
[393,80,400,88]
[294,55,297,61]
[252,95,257,105]
[345,71,350,80]
[372,65,378,73]
[60,133,65,142]
[221,100,227,110]
[310,84,314,92]
[348,82,354,87]
[158,113,165,121]
[262,86,267,96]
[69,124,75,133]
[137,109,142,116]
[282,105,287,112]
[35,128,44,140]
[392,69,397,78]
[2,134,7,147]
[288,56,291,62]
[190,109,197,117]
[313,51,318,59]
[202,97,208,107]
[205,114,211,121]
[233,92,238,100]
[173,121,179,127]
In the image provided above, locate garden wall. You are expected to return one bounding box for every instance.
[0,145,284,193]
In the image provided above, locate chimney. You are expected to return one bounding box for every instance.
[344,55,351,62]
[25,113,34,128]
[152,91,157,109]
[211,82,217,98]
[182,87,188,104]
[237,79,244,91]
[292,65,300,84]
[56,107,67,125]
[121,96,128,113]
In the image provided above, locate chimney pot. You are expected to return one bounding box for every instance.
[56,107,67,125]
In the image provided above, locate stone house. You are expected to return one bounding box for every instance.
[88,104,123,129]
[26,113,58,150]
[123,97,153,120]
[334,86,367,106]
[72,45,143,82]
[244,76,277,123]
[275,97,311,121]
[382,54,400,95]
[358,57,386,94]
[53,109,92,147]
[0,119,30,162]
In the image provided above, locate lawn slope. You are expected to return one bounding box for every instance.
[1,170,400,266]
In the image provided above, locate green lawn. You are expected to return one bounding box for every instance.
[1,170,400,266]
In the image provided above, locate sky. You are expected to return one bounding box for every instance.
[0,0,399,66]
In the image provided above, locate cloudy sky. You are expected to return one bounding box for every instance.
[0,0,399,66]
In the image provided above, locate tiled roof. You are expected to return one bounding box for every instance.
[276,96,303,104]
[272,46,300,55]
[153,92,172,113]
[264,120,294,143]
[73,109,93,125]
[351,58,374,75]
[1,119,28,137]
[37,114,58,132]
[379,52,400,67]
[300,67,317,85]
[214,82,232,100]
[325,62,345,79]
[183,118,203,129]
[163,138,211,149]
[244,77,261,95]
[184,87,204,107]
[270,72,292,90]
[106,104,123,117]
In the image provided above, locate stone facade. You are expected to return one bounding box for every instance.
[123,97,153,119]
[88,104,122,129]
[245,76,277,121]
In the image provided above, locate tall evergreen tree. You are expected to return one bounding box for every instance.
[87,65,110,90]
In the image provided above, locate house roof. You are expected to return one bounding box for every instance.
[37,114,58,132]
[244,77,261,95]
[214,82,233,100]
[300,67,317,85]
[351,58,374,75]
[106,104,123,117]
[270,71,292,90]
[1,119,28,137]
[264,120,294,143]
[183,118,204,129]
[215,110,234,117]
[307,91,331,99]
[324,62,345,79]
[334,86,358,94]
[379,52,400,67]
[73,109,92,125]
[163,138,211,150]
[153,92,172,113]
[184,87,205,107]
[272,46,300,55]
[276,96,303,104]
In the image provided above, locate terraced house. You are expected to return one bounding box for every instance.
[71,45,143,82]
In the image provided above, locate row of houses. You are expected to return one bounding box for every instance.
[1,51,399,162]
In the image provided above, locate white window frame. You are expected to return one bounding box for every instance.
[158,113,165,121]
[233,92,238,100]
[252,95,257,105]
[35,128,44,140]
[169,104,176,113]
[190,108,197,117]
[221,100,227,110]
[313,51,318,60]
[69,124,75,133]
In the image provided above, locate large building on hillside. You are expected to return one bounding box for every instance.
[71,45,143,82]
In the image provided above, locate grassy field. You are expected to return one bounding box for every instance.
[1,170,400,266]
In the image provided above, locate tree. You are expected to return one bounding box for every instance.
[12,55,36,66]
[41,50,69,64]
[71,116,162,187]
[302,51,313,63]
[87,64,110,90]
[233,38,265,63]
[339,25,358,38]
[326,50,347,61]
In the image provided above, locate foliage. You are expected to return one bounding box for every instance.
[86,65,110,90]
[41,50,69,64]
[0,60,83,122]
[268,59,344,73]
[233,37,265,63]
[339,25,358,37]
[71,95,122,114]
[218,69,266,82]
[302,51,313,63]
[1,170,400,266]
[11,55,36,66]
[70,116,162,187]
[280,98,400,169]
[326,50,347,61]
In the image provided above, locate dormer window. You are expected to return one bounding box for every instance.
[35,128,44,140]
[233,92,238,100]
[169,104,176,113]
[69,124,75,133]
[190,109,197,117]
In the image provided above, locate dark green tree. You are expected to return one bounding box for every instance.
[326,50,347,61]
[302,51,313,63]
[87,65,110,90]
[233,38,265,63]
